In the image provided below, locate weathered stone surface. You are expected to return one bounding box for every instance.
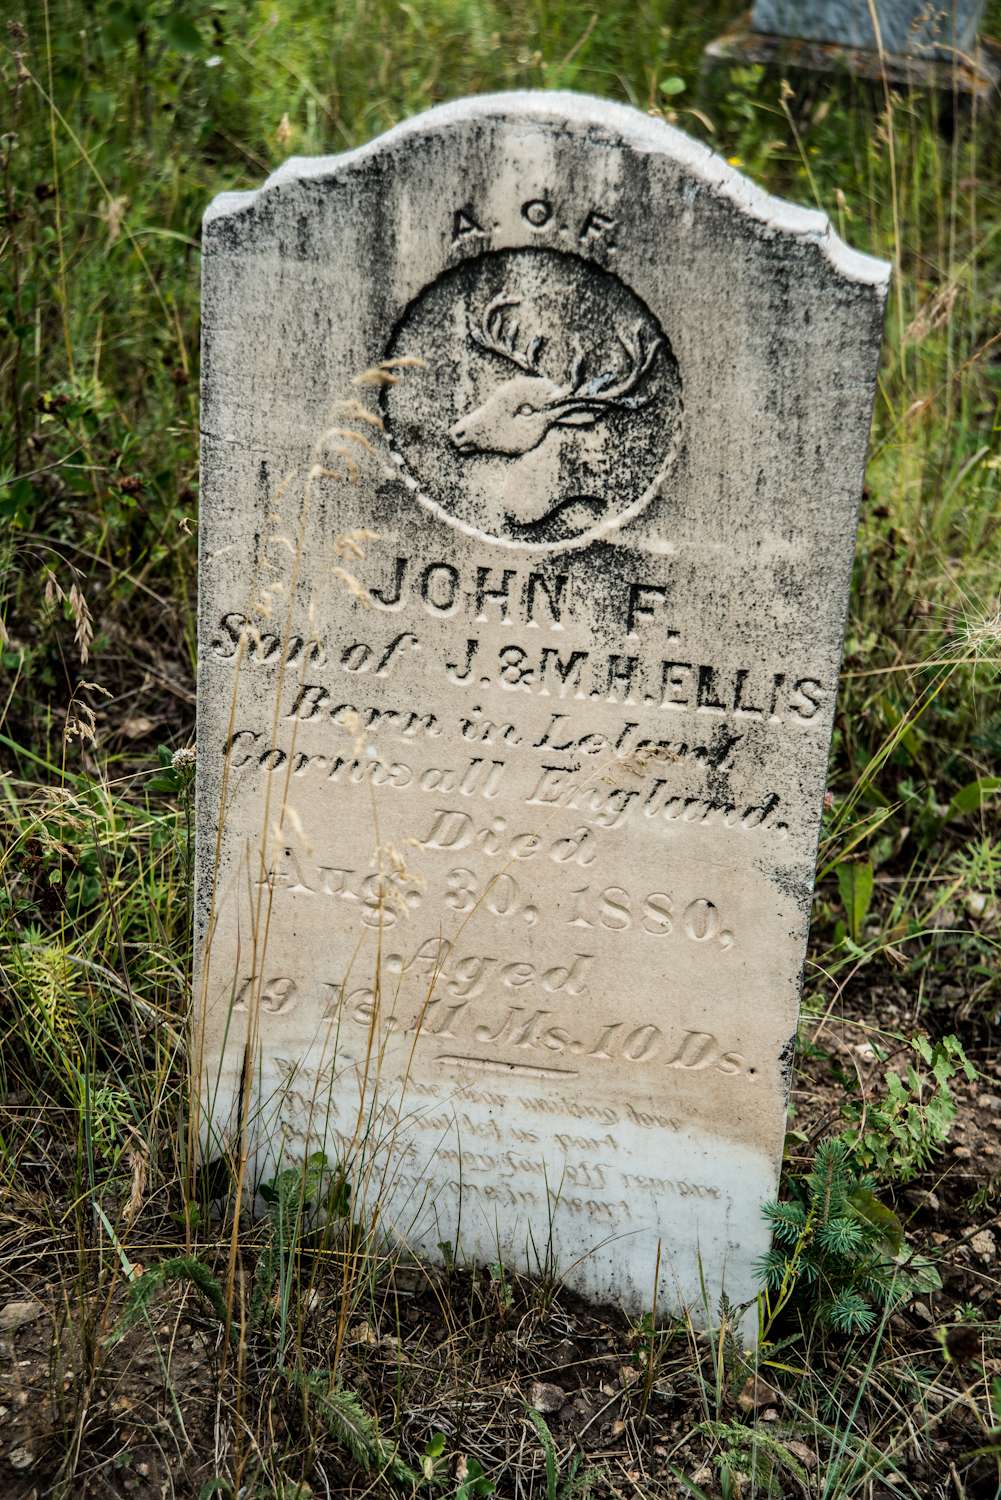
[752,0,984,58]
[195,92,888,1328]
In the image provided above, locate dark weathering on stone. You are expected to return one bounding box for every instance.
[381,246,683,549]
[507,493,606,541]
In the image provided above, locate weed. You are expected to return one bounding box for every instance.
[252,1151,351,1337]
[108,1255,234,1349]
[757,1138,938,1335]
[526,1409,606,1500]
[290,1370,419,1488]
[687,1417,810,1497]
[841,1033,977,1182]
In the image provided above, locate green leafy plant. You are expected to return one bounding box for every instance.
[487,1259,514,1319]
[756,1138,938,1336]
[836,859,875,943]
[841,1034,977,1183]
[453,1456,495,1499]
[946,776,1001,823]
[253,1151,351,1328]
[107,1255,235,1348]
[290,1369,418,1487]
[684,1419,810,1498]
[526,1410,605,1500]
[419,1432,494,1496]
[148,742,196,796]
[950,834,1001,892]
[198,1481,235,1500]
[417,1428,495,1500]
[420,1433,448,1483]
[967,1376,1001,1460]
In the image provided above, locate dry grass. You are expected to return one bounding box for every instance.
[1,1,1001,1495]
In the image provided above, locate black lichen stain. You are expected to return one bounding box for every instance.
[506,494,606,541]
[778,1032,798,1094]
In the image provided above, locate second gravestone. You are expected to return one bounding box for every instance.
[751,1,985,59]
[196,93,888,1323]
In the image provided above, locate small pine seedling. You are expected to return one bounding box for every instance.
[756,1137,932,1334]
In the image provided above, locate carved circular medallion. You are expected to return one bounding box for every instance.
[382,248,682,551]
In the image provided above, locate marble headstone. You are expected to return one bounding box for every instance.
[752,0,985,58]
[196,93,889,1326]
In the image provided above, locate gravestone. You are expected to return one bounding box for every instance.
[751,0,985,59]
[196,92,888,1326]
[707,1,997,97]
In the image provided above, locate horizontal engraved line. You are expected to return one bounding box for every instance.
[437,1055,579,1079]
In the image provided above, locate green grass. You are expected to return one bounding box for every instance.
[1,2,1000,1495]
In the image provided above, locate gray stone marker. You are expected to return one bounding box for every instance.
[752,0,985,59]
[195,92,888,1327]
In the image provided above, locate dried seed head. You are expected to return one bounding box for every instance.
[332,567,373,607]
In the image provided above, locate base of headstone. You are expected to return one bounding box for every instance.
[703,15,999,100]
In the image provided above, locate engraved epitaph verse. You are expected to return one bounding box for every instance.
[196,93,889,1329]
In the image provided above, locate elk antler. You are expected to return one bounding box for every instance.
[547,324,663,419]
[470,293,546,374]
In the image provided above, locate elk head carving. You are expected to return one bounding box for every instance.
[449,293,663,458]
